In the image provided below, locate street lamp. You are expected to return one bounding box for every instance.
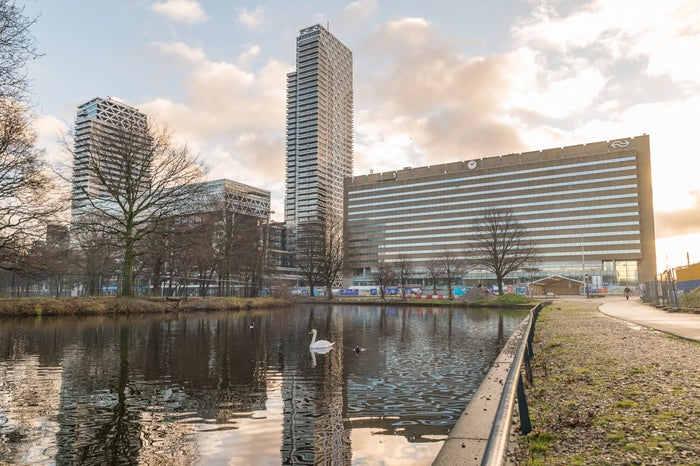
[584,274,589,298]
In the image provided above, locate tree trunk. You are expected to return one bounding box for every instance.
[122,238,135,297]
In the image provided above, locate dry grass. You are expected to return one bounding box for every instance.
[511,298,700,465]
[0,296,292,317]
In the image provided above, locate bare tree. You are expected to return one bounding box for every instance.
[72,225,119,296]
[440,250,467,299]
[0,99,64,269]
[373,258,395,299]
[0,4,65,270]
[471,208,538,295]
[317,217,344,299]
[0,0,39,102]
[231,217,266,297]
[396,253,413,298]
[426,254,444,295]
[295,222,322,297]
[69,124,206,296]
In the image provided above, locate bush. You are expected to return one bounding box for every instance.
[679,286,700,309]
[493,293,533,305]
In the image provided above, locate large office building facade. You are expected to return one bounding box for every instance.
[71,97,150,214]
[345,135,656,288]
[284,24,353,235]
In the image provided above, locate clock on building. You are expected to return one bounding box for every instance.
[467,160,477,169]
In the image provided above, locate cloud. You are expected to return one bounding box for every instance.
[141,45,291,221]
[236,6,265,30]
[152,41,206,63]
[654,191,700,238]
[499,0,700,264]
[349,3,699,267]
[33,113,70,169]
[237,45,261,68]
[340,0,378,28]
[352,17,523,174]
[151,0,207,24]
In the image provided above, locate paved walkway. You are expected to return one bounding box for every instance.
[598,296,700,342]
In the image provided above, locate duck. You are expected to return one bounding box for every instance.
[309,329,334,349]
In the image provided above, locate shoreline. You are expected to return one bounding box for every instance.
[0,295,537,317]
[0,296,293,317]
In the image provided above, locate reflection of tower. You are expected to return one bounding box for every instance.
[280,308,350,464]
[313,339,347,463]
[284,24,353,239]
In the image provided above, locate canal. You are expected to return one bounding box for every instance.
[0,304,527,465]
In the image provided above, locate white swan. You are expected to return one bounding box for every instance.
[309,329,334,349]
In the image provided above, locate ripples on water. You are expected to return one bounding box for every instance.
[0,304,526,465]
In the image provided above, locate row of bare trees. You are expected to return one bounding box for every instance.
[294,208,538,299]
[370,209,539,298]
[0,2,271,297]
[4,194,273,298]
[295,217,344,298]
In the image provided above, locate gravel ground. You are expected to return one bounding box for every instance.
[509,298,700,465]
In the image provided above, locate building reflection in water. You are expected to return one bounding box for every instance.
[0,305,524,465]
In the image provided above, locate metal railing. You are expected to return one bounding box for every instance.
[480,302,541,465]
[433,302,543,466]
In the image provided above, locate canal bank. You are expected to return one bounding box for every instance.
[0,296,291,316]
[509,297,700,464]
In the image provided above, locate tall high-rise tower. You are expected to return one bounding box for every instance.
[284,24,353,232]
[71,97,150,214]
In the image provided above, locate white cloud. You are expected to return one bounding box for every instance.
[237,45,261,68]
[151,0,207,24]
[236,6,265,30]
[33,113,70,166]
[503,53,607,119]
[351,3,700,269]
[152,41,206,63]
[341,0,378,26]
[139,45,292,221]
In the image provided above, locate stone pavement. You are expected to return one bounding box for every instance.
[598,295,700,342]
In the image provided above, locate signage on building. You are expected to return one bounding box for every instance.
[610,140,630,148]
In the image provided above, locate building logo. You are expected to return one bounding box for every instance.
[610,140,630,148]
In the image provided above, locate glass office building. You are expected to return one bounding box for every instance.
[284,24,353,234]
[345,135,656,288]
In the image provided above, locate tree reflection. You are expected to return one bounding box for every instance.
[56,323,140,464]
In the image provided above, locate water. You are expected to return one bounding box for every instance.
[0,304,527,465]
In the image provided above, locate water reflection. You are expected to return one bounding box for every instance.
[0,305,525,465]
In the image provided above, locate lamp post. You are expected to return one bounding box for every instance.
[581,234,586,296]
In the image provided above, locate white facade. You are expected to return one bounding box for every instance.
[71,97,150,213]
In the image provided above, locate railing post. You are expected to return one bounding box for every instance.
[517,374,532,434]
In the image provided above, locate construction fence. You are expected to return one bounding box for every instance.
[0,272,275,299]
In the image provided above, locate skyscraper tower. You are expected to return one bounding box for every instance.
[71,97,150,214]
[284,24,353,233]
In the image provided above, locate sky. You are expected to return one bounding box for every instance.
[24,0,700,273]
